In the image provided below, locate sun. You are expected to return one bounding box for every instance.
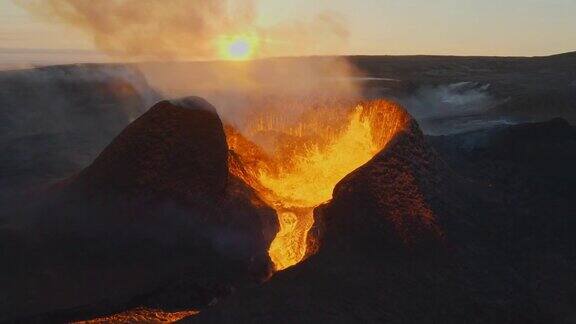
[217,34,259,61]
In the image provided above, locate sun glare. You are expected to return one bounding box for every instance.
[218,34,259,61]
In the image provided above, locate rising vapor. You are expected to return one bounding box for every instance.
[15,0,350,60]
[15,0,362,142]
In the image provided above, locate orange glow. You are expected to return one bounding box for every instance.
[227,100,407,270]
[74,307,199,323]
[258,106,378,207]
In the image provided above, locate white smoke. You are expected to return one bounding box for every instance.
[397,82,500,120]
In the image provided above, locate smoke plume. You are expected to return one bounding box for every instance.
[15,0,363,140]
[15,0,350,60]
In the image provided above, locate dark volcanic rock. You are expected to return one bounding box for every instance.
[428,117,576,246]
[71,97,229,201]
[425,118,576,323]
[0,98,278,322]
[58,97,278,265]
[429,117,576,256]
[315,117,445,254]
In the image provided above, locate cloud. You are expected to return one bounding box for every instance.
[15,0,350,60]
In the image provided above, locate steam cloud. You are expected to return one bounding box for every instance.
[10,0,368,178]
[15,0,361,130]
[398,82,499,120]
[15,0,350,60]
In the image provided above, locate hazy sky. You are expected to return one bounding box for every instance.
[0,0,575,64]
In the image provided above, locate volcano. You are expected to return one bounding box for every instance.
[57,97,279,275]
[18,96,442,321]
[183,97,459,323]
[2,97,279,320]
[181,101,576,323]
[5,94,576,323]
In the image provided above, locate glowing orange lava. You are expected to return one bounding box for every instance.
[227,100,407,270]
[73,307,199,323]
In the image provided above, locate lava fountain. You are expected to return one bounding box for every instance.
[227,99,408,270]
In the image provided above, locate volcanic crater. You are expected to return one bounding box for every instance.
[225,98,414,270]
[7,95,447,322]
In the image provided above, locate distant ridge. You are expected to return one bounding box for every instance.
[2,48,576,70]
[545,50,576,58]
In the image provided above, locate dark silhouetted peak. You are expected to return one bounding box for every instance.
[71,98,228,203]
[168,96,219,114]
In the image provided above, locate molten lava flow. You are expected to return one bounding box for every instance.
[267,208,315,270]
[227,100,407,271]
[74,307,199,323]
[258,106,379,207]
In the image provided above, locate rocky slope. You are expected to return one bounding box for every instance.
[0,98,278,321]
